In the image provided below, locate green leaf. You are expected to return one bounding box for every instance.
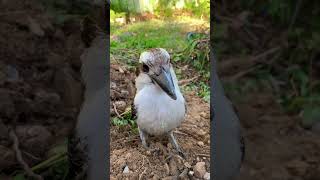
[301,106,320,128]
[13,174,25,180]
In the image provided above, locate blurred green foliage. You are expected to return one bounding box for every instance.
[110,0,209,20]
[216,0,320,127]
[39,0,92,25]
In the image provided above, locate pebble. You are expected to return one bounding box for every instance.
[203,172,210,180]
[120,90,129,97]
[152,174,160,180]
[114,101,126,112]
[111,82,117,89]
[184,162,191,168]
[197,141,204,146]
[188,171,194,176]
[194,162,206,178]
[123,165,130,174]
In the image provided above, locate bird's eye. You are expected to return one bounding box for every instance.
[142,63,149,73]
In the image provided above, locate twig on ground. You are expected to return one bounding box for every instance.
[251,46,281,63]
[113,103,123,119]
[173,130,189,136]
[289,0,303,30]
[179,75,200,87]
[9,129,43,180]
[196,153,210,158]
[138,156,147,180]
[226,65,262,82]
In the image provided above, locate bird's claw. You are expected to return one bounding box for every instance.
[177,150,186,159]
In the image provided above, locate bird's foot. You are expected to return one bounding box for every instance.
[138,127,149,148]
[168,131,186,159]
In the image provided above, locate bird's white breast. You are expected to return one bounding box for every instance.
[134,84,185,136]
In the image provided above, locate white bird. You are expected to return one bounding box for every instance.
[133,48,186,156]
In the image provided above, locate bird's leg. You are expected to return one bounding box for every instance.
[138,126,149,149]
[168,131,186,158]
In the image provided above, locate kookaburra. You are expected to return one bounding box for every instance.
[134,48,186,156]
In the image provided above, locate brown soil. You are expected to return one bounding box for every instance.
[233,90,320,180]
[0,0,85,176]
[110,63,210,180]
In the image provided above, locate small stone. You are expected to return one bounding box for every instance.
[203,172,210,180]
[123,165,130,174]
[120,90,129,97]
[198,129,206,136]
[197,141,204,146]
[194,162,206,178]
[114,101,126,112]
[184,162,191,168]
[152,174,160,180]
[188,171,194,176]
[110,82,117,89]
[200,112,207,118]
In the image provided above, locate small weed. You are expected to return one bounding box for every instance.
[112,109,138,133]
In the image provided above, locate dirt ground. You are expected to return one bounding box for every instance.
[233,89,320,180]
[214,7,320,180]
[110,63,210,180]
[0,0,85,177]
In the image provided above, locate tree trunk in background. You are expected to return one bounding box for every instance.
[125,12,131,24]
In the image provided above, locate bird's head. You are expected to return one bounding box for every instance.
[139,48,177,100]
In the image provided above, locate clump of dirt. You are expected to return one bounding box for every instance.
[0,0,84,175]
[110,62,210,180]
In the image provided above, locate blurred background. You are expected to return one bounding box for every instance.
[110,0,212,179]
[213,1,320,180]
[0,0,104,179]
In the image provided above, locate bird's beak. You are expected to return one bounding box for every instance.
[150,67,177,100]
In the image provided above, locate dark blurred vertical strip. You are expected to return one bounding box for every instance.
[210,0,216,179]
[106,0,111,179]
[68,0,110,179]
